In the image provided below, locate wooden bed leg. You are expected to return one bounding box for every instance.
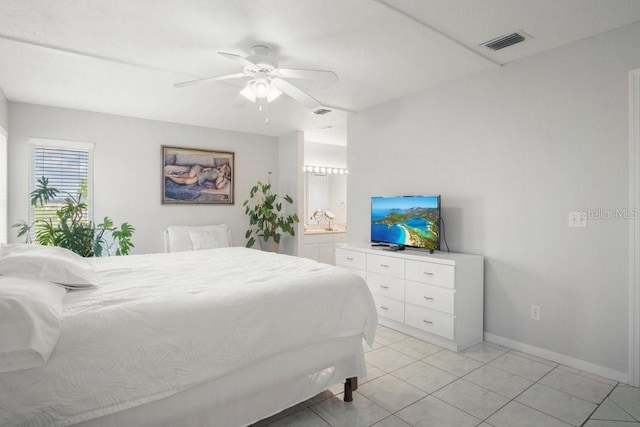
[344,377,358,402]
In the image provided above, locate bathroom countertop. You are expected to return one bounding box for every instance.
[303,226,346,235]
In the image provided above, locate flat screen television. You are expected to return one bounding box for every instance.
[371,195,440,250]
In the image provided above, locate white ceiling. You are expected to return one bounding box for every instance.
[1,0,639,145]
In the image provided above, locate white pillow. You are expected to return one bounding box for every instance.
[166,224,232,252]
[189,230,220,250]
[0,244,98,288]
[0,275,66,372]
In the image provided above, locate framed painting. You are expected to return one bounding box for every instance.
[162,146,234,204]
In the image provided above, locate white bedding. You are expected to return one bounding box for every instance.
[0,247,377,427]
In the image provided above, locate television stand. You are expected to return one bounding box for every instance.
[384,244,405,251]
[335,244,484,352]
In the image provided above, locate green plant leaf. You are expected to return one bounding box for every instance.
[98,216,114,229]
[243,175,300,248]
[30,176,59,207]
[15,176,136,257]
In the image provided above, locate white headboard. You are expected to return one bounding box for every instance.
[164,224,232,253]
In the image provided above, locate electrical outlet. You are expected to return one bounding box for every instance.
[530,304,541,320]
[568,211,587,228]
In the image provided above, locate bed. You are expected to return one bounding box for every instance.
[0,244,377,427]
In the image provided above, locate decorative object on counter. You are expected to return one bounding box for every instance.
[13,177,135,257]
[243,172,300,253]
[313,209,324,224]
[324,209,335,230]
[303,165,348,175]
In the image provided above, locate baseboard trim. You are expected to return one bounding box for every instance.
[484,332,628,384]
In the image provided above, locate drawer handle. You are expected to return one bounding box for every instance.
[379,306,389,311]
[380,285,389,289]
[380,264,389,268]
[423,272,435,276]
[346,257,354,261]
[423,320,433,324]
[423,296,434,300]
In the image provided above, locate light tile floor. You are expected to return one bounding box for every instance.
[255,325,640,427]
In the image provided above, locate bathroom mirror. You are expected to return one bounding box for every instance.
[312,209,324,224]
[304,172,347,227]
[306,173,328,223]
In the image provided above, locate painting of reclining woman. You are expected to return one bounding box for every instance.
[162,146,234,204]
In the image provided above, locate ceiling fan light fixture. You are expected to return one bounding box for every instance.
[252,78,271,98]
[267,86,282,103]
[241,78,282,104]
[240,82,256,102]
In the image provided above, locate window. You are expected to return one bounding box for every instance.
[29,138,94,231]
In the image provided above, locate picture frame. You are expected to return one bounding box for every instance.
[162,146,234,204]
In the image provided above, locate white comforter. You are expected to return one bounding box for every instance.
[0,248,377,427]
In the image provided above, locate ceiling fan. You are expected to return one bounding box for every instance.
[174,45,338,110]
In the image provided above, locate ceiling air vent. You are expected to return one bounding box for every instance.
[313,108,332,115]
[481,32,527,51]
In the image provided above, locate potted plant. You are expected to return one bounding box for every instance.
[243,173,299,252]
[13,176,135,257]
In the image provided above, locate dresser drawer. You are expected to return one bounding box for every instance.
[368,272,404,300]
[405,304,454,340]
[405,260,455,289]
[405,281,454,314]
[367,254,404,278]
[335,249,366,271]
[372,294,404,323]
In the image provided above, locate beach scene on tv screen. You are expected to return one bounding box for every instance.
[371,196,439,249]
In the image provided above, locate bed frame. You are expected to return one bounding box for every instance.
[344,377,358,402]
[77,335,366,426]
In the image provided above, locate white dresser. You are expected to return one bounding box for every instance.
[335,244,484,351]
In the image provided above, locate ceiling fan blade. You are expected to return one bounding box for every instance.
[278,68,338,82]
[218,52,257,69]
[173,72,246,88]
[272,78,321,109]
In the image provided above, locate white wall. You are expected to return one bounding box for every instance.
[278,131,304,256]
[8,102,279,254]
[348,22,640,377]
[0,88,8,243]
[0,87,8,134]
[304,142,347,168]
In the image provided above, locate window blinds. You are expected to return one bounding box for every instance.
[29,140,93,227]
